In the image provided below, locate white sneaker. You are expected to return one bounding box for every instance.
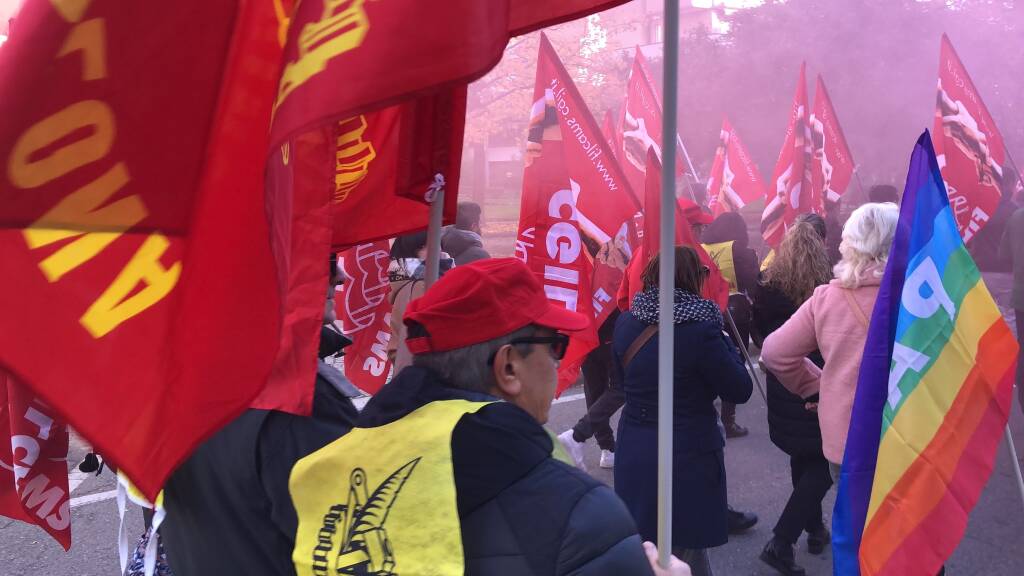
[599,450,615,469]
[557,430,587,471]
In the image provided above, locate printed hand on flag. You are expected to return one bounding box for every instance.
[622,110,661,173]
[937,78,1000,186]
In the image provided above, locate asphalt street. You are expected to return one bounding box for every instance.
[2,273,1022,575]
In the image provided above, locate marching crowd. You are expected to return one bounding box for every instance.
[144,193,1022,576]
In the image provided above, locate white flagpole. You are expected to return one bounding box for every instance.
[658,0,680,569]
[1004,425,1024,512]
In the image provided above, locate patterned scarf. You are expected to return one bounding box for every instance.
[630,288,723,328]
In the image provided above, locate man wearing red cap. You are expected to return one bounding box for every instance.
[287,258,689,576]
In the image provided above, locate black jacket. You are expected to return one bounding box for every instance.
[752,283,824,456]
[360,366,653,576]
[162,375,358,576]
[440,226,490,266]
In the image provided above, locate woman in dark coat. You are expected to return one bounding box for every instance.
[613,246,752,576]
[752,218,834,576]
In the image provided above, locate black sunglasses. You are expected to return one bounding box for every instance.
[488,333,570,365]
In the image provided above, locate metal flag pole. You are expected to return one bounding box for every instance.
[1004,425,1024,513]
[724,309,767,403]
[424,185,445,288]
[657,0,680,569]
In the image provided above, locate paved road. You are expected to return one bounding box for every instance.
[2,274,1022,574]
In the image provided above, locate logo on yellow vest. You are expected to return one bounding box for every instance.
[312,457,420,576]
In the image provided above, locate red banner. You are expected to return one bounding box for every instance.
[338,241,394,396]
[761,63,812,248]
[809,75,855,214]
[625,152,729,313]
[327,94,463,249]
[619,48,686,200]
[602,109,621,161]
[518,34,639,393]
[706,117,767,217]
[933,34,1017,243]
[0,371,71,549]
[0,0,289,499]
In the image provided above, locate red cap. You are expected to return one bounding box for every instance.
[404,258,589,354]
[678,199,713,225]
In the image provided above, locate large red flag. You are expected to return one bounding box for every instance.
[517,34,639,394]
[0,0,288,499]
[933,34,1019,243]
[338,241,394,396]
[706,117,767,217]
[0,371,71,549]
[809,75,856,215]
[761,63,812,248]
[619,48,687,199]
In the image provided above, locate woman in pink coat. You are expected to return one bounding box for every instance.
[761,203,899,475]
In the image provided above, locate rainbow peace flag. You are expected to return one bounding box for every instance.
[832,132,1019,575]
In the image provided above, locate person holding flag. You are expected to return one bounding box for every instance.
[820,133,1016,576]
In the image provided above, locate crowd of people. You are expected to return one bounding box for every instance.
[140,193,1021,576]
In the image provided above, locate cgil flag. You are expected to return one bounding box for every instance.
[809,75,856,214]
[762,63,813,248]
[516,33,639,394]
[832,132,1018,576]
[933,34,1019,244]
[706,117,767,217]
[618,48,687,199]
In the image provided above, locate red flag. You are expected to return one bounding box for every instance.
[706,117,767,217]
[933,34,1018,242]
[809,75,856,214]
[602,109,621,160]
[338,241,394,396]
[250,131,334,415]
[0,371,71,549]
[642,149,684,261]
[0,0,288,499]
[761,63,812,248]
[620,153,728,314]
[327,94,464,248]
[619,48,686,198]
[519,34,641,394]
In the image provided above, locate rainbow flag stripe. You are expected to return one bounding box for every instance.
[831,133,1019,576]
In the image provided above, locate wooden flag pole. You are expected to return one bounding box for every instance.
[424,186,445,288]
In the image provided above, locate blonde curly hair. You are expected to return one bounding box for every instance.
[764,220,833,304]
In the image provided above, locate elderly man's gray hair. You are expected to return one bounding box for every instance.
[412,325,537,393]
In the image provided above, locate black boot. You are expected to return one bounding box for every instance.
[727,506,758,533]
[806,524,829,555]
[760,537,807,576]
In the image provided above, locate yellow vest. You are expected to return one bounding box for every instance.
[760,248,776,272]
[702,241,739,295]
[289,399,491,576]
